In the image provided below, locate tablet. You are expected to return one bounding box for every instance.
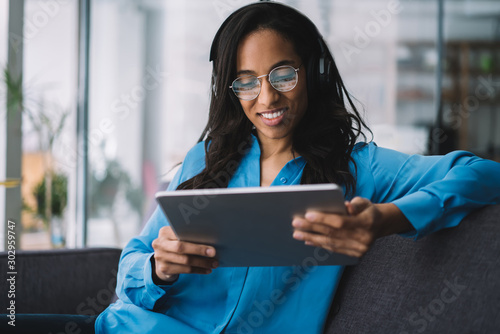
[155,184,358,267]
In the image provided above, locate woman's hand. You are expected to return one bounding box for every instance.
[292,197,413,258]
[151,226,218,284]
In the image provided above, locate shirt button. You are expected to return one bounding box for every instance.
[280,177,287,184]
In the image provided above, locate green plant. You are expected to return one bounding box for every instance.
[3,68,23,117]
[33,172,68,223]
[3,66,69,229]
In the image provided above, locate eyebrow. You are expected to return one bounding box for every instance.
[236,59,296,76]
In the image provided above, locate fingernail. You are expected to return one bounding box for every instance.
[206,248,215,257]
[305,212,317,220]
[292,219,303,227]
[293,231,304,240]
[305,241,314,246]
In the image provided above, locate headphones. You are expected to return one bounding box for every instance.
[313,36,333,90]
[209,3,334,95]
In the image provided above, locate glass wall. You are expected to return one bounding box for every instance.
[21,0,78,250]
[441,0,500,159]
[86,0,147,247]
[0,0,9,250]
[278,0,499,158]
[276,0,435,154]
[0,0,78,251]
[86,0,255,248]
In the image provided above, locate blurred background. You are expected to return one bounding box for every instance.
[1,0,499,251]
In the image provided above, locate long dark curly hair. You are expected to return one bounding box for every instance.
[177,2,370,197]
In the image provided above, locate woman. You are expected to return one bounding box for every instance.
[96,3,500,333]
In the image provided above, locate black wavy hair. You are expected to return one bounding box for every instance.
[177,2,370,197]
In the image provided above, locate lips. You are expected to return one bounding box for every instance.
[258,107,287,126]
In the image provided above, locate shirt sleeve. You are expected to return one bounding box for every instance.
[114,142,206,310]
[364,143,500,240]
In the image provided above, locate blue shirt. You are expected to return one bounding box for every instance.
[95,135,500,333]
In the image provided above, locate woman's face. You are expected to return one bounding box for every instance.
[235,29,308,144]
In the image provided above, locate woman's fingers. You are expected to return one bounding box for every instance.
[345,197,371,216]
[153,226,218,277]
[155,259,214,276]
[294,230,370,256]
[292,197,380,258]
[155,226,217,257]
[155,251,218,269]
[294,211,372,231]
[292,217,373,243]
[161,239,216,258]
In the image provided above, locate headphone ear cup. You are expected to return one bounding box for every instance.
[319,56,326,86]
[316,55,332,92]
[306,54,330,96]
[322,56,332,87]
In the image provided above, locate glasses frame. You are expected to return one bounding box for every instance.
[229,65,300,101]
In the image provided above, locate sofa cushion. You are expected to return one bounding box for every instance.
[324,204,500,334]
[0,247,122,315]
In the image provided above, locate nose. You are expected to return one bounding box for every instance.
[257,77,280,106]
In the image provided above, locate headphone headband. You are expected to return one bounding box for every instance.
[209,3,333,92]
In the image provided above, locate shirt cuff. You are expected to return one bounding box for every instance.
[142,253,171,309]
[149,255,179,286]
[392,191,444,240]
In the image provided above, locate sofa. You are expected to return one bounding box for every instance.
[1,204,499,333]
[0,247,122,333]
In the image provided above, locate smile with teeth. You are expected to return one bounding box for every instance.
[260,108,286,119]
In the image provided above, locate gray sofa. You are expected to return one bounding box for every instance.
[1,204,499,333]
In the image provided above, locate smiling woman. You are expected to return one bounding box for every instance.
[94,2,500,334]
[178,2,369,196]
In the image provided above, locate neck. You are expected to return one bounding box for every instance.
[257,134,294,161]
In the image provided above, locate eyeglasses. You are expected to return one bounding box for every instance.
[229,65,300,101]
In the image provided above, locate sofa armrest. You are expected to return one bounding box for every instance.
[0,247,122,315]
[324,204,500,333]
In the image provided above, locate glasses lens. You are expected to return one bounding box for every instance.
[232,76,260,100]
[269,66,297,92]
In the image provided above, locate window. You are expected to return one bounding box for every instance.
[0,0,9,250]
[86,0,255,248]
[1,0,78,250]
[2,0,498,251]
[276,0,436,154]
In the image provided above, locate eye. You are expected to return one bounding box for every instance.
[236,76,257,87]
[270,66,298,91]
[271,67,295,82]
